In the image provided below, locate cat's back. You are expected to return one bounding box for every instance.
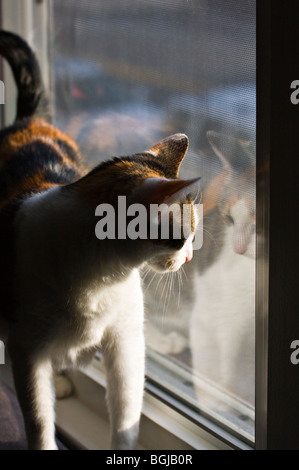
[0,116,84,322]
[0,117,84,211]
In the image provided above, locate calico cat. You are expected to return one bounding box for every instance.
[190,131,255,417]
[0,31,200,450]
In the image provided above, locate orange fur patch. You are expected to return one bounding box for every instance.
[202,169,229,215]
[76,160,162,206]
[0,118,82,171]
[0,117,84,211]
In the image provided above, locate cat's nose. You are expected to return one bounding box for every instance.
[185,254,193,263]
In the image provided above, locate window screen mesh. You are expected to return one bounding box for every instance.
[51,0,256,443]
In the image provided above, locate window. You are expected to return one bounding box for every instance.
[2,0,299,451]
[50,0,256,446]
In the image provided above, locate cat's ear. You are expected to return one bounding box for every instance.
[207,130,255,171]
[147,133,189,178]
[131,177,201,207]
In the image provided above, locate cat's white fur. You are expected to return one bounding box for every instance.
[9,184,195,450]
[10,187,144,450]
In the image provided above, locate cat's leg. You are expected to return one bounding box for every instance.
[10,350,57,450]
[102,323,145,450]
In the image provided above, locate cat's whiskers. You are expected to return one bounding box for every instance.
[170,272,175,310]
[160,274,169,320]
[154,271,167,296]
[161,273,173,325]
[176,269,182,308]
[166,273,174,313]
[140,266,152,284]
[159,272,169,304]
[143,270,159,294]
[181,265,188,282]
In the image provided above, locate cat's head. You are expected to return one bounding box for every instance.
[207,131,256,258]
[76,134,201,273]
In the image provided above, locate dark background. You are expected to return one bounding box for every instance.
[257,0,299,450]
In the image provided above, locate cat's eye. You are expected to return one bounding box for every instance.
[225,214,235,225]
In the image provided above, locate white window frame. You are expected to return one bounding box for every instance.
[55,356,251,450]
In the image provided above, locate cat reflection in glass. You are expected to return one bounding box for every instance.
[145,131,255,420]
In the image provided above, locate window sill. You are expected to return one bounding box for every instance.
[1,354,251,450]
[55,357,252,451]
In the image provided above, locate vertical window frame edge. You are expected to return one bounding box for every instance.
[257,0,299,450]
[255,0,271,451]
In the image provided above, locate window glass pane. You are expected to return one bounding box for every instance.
[51,0,256,443]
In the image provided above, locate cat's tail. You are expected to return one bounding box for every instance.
[0,30,51,122]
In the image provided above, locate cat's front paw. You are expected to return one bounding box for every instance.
[54,373,73,399]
